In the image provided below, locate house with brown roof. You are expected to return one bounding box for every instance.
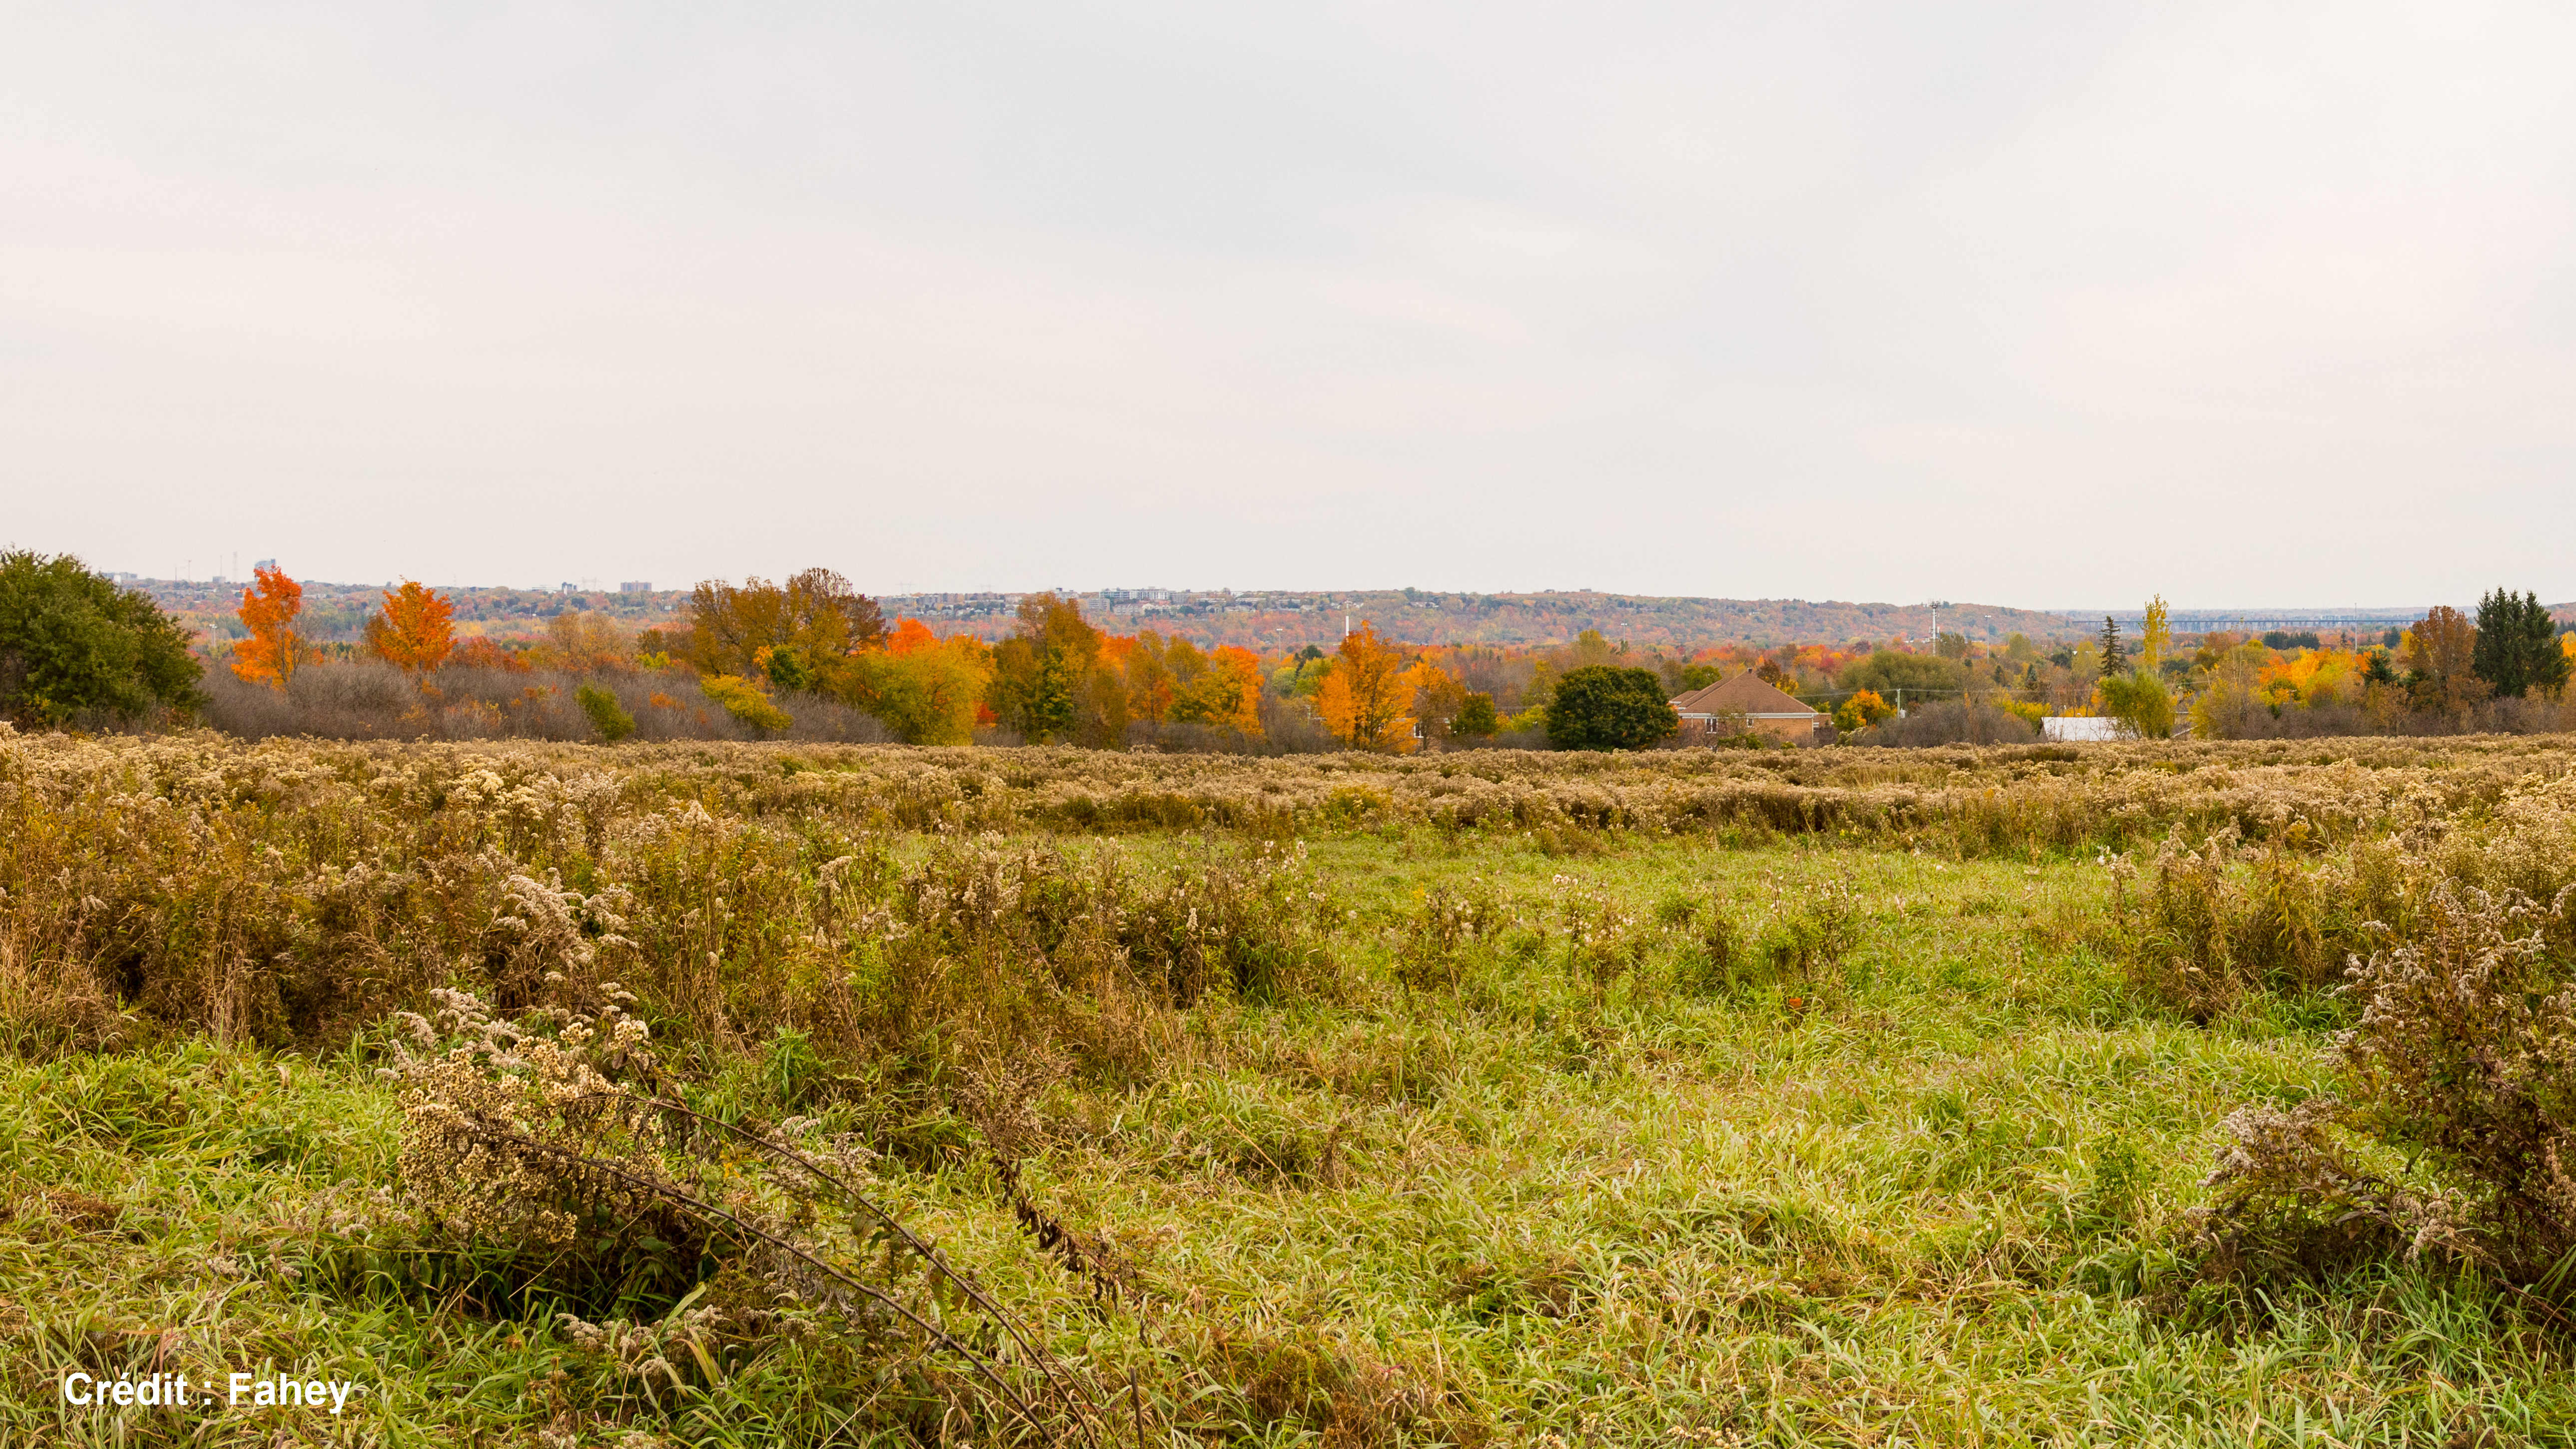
[1668,672,1829,745]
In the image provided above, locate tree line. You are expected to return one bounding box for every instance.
[1,549,2566,750]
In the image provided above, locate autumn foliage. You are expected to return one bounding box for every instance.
[1318,622,1414,751]
[364,580,456,676]
[449,637,531,673]
[229,566,311,688]
[686,568,885,690]
[533,611,630,673]
[981,594,1271,746]
[849,618,990,745]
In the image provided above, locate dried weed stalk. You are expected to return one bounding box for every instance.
[387,987,1112,1445]
[2194,883,2576,1305]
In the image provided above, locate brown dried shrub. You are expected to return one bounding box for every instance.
[2194,884,2576,1299]
[386,985,1112,1442]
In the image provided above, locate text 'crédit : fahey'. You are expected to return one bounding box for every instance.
[62,1372,364,1415]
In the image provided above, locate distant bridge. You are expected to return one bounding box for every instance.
[2066,610,2423,632]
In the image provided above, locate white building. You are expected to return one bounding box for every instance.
[2042,716,2134,743]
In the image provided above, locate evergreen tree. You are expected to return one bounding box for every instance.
[2472,589,2569,698]
[2098,616,2125,678]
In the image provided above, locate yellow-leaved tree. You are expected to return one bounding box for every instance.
[1170,644,1266,738]
[851,618,993,745]
[688,568,884,693]
[1317,622,1411,751]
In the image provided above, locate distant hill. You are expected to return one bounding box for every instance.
[886,589,2081,650]
[136,575,2531,654]
[138,578,2077,651]
[134,579,686,644]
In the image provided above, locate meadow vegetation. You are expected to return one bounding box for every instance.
[6,727,2576,1444]
[9,553,2574,755]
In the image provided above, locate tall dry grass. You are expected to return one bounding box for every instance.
[9,725,2576,1438]
[8,726,2571,1059]
[0,730,1338,1092]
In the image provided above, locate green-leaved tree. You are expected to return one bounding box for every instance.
[2099,670,2174,739]
[0,551,202,725]
[1450,692,1500,740]
[1544,666,1678,751]
[988,592,1102,742]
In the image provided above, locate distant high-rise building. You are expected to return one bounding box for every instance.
[619,581,653,593]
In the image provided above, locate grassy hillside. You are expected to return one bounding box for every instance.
[5,732,2575,1445]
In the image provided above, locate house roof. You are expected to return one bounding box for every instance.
[1669,671,1822,718]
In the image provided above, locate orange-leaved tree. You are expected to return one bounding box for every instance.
[1124,631,1179,724]
[365,580,455,677]
[451,636,531,673]
[231,566,310,688]
[1317,621,1411,751]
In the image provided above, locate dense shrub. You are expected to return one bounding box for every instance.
[1544,666,1679,751]
[843,837,1337,1132]
[575,682,636,741]
[2197,885,2576,1291]
[698,674,793,734]
[1398,880,1505,991]
[0,550,201,725]
[0,734,1335,1120]
[2189,770,2576,1296]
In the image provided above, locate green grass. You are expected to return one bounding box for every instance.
[5,831,2571,1446]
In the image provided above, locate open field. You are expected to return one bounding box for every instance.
[5,731,2576,1445]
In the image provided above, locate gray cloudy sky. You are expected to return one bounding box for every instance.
[5,2,2572,606]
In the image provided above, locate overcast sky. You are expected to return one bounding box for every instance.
[4,2,2572,606]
